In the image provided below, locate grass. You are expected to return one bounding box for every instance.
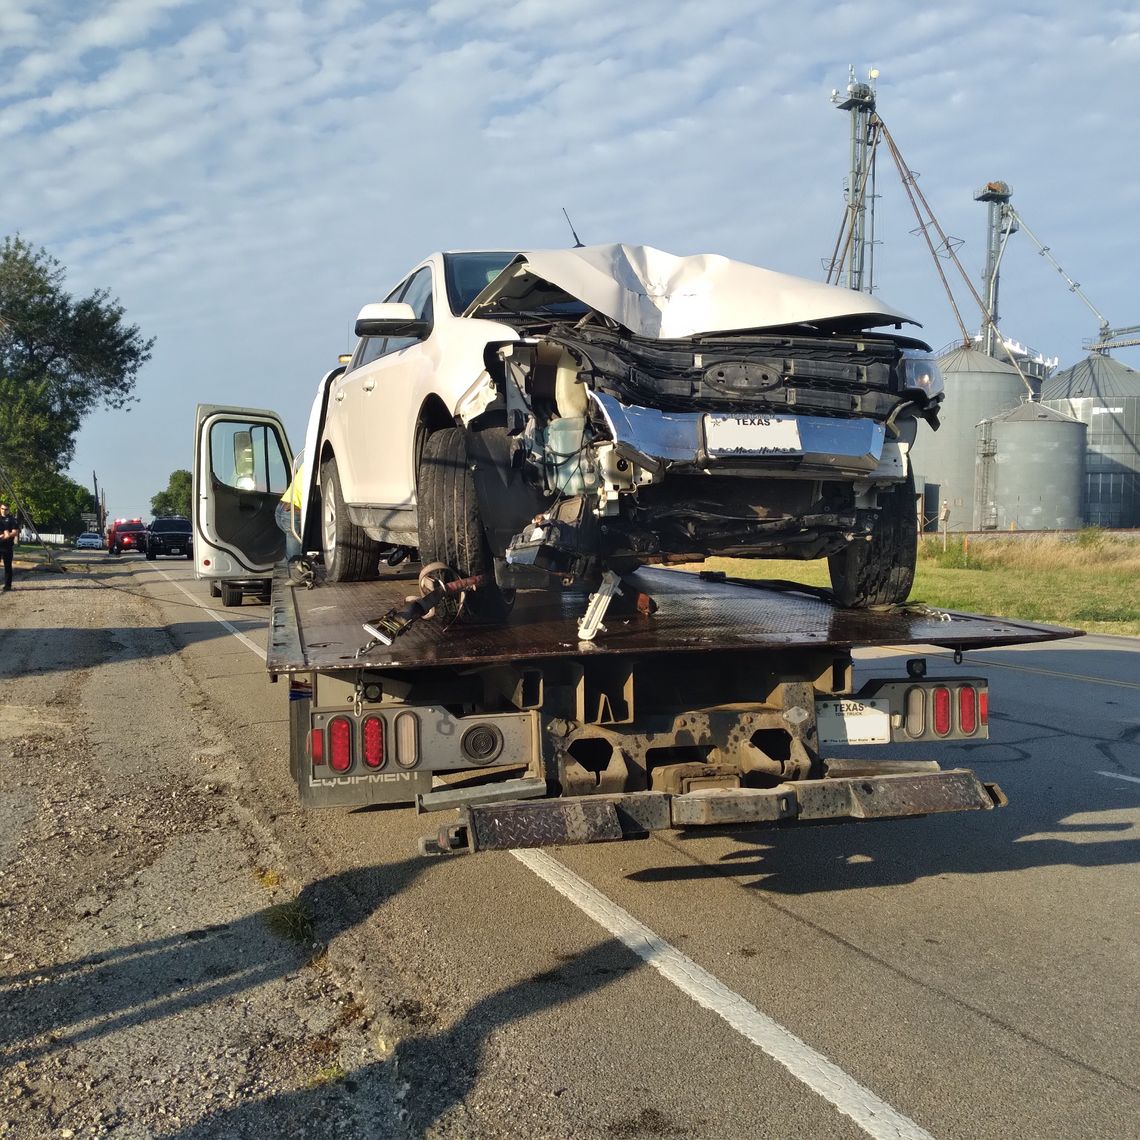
[698,529,1140,636]
[262,898,317,945]
[306,1061,347,1087]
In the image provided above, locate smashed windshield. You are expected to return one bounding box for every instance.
[443,252,516,314]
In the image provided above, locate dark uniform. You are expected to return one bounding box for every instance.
[0,504,18,591]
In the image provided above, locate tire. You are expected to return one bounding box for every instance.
[220,582,242,608]
[186,550,193,560]
[417,427,514,623]
[320,455,381,582]
[210,581,221,598]
[146,548,156,561]
[828,470,917,608]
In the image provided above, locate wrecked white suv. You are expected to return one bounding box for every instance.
[313,244,942,614]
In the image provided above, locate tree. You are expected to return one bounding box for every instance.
[0,235,154,498]
[151,469,191,517]
[4,469,93,535]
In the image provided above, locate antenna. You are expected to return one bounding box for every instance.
[561,207,585,249]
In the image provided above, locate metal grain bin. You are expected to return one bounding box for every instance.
[912,346,1028,531]
[975,404,1086,531]
[1041,354,1140,528]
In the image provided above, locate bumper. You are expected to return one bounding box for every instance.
[420,765,1006,855]
[589,391,889,477]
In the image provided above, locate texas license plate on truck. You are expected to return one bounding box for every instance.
[704,413,802,455]
[816,699,892,744]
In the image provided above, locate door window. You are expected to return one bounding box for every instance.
[209,419,290,495]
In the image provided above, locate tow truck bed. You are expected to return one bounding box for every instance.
[269,564,1080,855]
[268,563,1079,674]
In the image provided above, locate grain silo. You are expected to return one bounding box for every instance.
[1040,353,1140,527]
[911,346,1027,530]
[975,404,1086,530]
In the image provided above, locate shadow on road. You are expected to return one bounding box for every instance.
[166,938,637,1138]
[0,854,638,1137]
[0,860,428,1063]
[627,753,1138,893]
[0,618,264,678]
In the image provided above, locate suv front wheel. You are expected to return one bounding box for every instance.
[417,428,514,623]
[828,470,918,608]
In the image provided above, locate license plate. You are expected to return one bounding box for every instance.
[705,414,802,455]
[169,546,182,554]
[816,699,892,745]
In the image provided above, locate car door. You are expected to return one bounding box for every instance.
[192,405,292,578]
[343,265,436,508]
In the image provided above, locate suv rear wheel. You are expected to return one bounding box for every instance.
[828,470,917,608]
[320,455,381,582]
[417,428,514,623]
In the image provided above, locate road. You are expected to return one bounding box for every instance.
[3,554,1138,1139]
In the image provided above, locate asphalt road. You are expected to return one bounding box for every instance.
[16,554,1140,1138]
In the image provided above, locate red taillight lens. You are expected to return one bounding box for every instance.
[932,687,952,736]
[959,687,977,735]
[328,716,352,772]
[362,716,385,768]
[978,689,988,726]
[310,727,324,765]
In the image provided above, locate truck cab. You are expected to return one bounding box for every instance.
[192,404,293,606]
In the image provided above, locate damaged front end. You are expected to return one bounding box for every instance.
[461,320,942,587]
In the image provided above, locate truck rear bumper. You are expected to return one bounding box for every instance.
[419,766,1005,855]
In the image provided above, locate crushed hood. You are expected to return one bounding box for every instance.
[466,243,916,338]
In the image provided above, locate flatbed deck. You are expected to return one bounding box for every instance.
[267,564,1080,674]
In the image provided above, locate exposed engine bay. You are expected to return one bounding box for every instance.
[460,311,942,587]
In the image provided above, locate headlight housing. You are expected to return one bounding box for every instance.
[901,351,944,402]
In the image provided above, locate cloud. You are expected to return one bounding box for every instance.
[0,0,1135,518]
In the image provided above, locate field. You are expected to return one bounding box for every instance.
[700,529,1140,637]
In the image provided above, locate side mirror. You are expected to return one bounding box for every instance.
[354,302,429,339]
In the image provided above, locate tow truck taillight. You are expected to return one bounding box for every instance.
[959,686,978,735]
[932,687,952,736]
[979,689,989,726]
[905,687,925,738]
[310,727,324,765]
[394,712,419,768]
[328,716,352,772]
[362,715,385,768]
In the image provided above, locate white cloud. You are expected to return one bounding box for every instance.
[0,0,1134,518]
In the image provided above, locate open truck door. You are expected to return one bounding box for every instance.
[193,404,293,607]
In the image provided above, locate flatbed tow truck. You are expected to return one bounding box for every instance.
[267,561,1080,856]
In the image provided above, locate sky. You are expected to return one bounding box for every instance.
[2,0,1138,520]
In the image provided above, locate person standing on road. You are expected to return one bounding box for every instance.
[0,502,19,591]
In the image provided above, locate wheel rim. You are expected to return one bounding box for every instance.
[322,492,337,563]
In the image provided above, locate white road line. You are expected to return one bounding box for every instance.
[1098,771,1140,786]
[174,569,931,1137]
[513,848,935,1140]
[158,571,267,661]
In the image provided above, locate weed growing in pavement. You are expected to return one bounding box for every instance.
[253,866,283,890]
[262,898,316,944]
[307,1062,347,1087]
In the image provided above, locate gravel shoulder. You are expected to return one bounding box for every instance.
[0,565,410,1139]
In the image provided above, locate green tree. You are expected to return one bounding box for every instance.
[151,469,191,517]
[6,469,93,535]
[0,235,153,500]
